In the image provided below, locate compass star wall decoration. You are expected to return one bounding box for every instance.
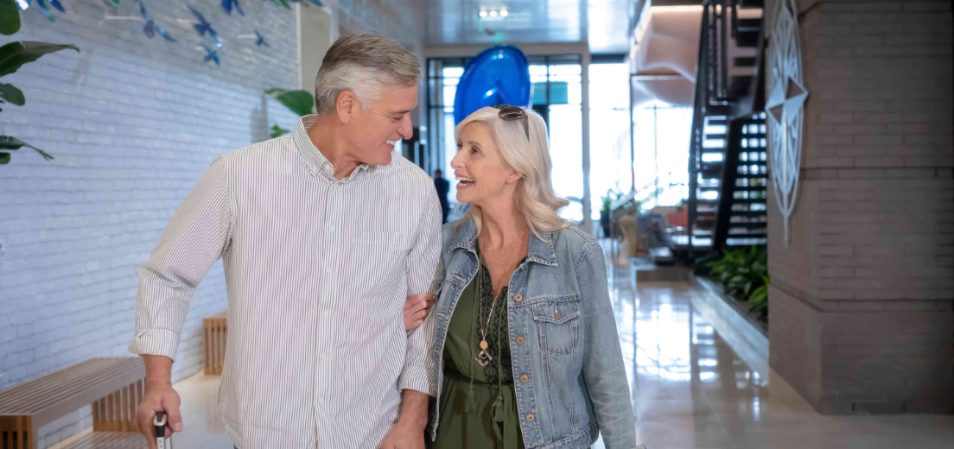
[766,0,809,247]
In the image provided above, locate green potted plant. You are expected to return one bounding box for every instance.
[0,0,79,164]
[705,246,769,320]
[264,88,314,137]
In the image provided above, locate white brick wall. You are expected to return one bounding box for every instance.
[1,1,427,446]
[0,2,300,446]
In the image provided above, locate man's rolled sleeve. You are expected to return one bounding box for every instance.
[398,186,442,394]
[129,157,233,360]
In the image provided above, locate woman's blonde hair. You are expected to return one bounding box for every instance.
[455,106,569,237]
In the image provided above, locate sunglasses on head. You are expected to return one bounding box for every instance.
[494,104,530,139]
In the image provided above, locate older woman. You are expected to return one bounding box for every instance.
[426,105,638,449]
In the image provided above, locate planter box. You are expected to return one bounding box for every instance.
[690,275,769,381]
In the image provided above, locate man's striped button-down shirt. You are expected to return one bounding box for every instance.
[129,115,442,449]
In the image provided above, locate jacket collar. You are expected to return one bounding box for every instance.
[449,219,559,267]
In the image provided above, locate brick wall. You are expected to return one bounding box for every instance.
[768,0,953,413]
[0,2,299,446]
[1,1,427,446]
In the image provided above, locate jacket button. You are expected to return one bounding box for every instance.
[515,336,525,345]
[514,293,523,302]
[519,374,529,383]
[526,413,535,422]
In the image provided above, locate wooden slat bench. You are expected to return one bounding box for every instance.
[0,357,144,449]
[62,431,146,449]
[203,312,227,375]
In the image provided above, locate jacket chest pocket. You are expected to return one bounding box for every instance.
[531,296,581,355]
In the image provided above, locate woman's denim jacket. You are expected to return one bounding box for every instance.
[427,220,637,449]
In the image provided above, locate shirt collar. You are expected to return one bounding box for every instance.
[292,115,369,181]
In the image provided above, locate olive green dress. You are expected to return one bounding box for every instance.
[430,255,526,449]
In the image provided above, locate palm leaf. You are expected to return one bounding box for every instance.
[0,135,55,162]
[0,41,79,77]
[265,88,314,116]
[0,0,20,36]
[0,82,25,105]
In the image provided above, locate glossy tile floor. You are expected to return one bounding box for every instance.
[64,258,954,449]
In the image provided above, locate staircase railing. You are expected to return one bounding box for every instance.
[686,0,768,259]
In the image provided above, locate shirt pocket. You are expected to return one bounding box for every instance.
[347,230,410,296]
[531,295,582,355]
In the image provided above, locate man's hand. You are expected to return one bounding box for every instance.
[379,420,425,449]
[379,390,429,449]
[403,293,434,331]
[136,355,182,449]
[136,381,182,448]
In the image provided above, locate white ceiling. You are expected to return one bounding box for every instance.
[423,0,634,54]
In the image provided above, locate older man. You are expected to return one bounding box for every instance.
[130,34,440,449]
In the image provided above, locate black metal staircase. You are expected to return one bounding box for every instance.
[685,0,768,258]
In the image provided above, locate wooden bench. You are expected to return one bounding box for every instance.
[62,431,146,449]
[0,357,144,449]
[203,312,228,375]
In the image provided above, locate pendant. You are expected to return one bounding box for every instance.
[475,339,493,367]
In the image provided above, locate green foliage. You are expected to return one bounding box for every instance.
[0,135,54,164]
[705,246,770,318]
[748,274,769,316]
[265,88,315,137]
[600,190,621,215]
[0,41,79,77]
[270,124,290,138]
[265,88,315,116]
[0,82,24,107]
[0,0,20,36]
[0,5,79,164]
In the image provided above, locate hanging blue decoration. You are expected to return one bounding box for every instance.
[268,0,291,8]
[18,0,65,21]
[290,0,324,6]
[221,0,244,16]
[254,30,269,48]
[139,1,176,42]
[201,43,221,67]
[453,45,531,124]
[188,5,222,47]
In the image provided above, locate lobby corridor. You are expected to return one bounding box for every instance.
[56,258,954,449]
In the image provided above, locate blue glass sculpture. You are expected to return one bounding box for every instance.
[453,45,531,124]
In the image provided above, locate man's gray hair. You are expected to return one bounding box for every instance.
[314,33,420,114]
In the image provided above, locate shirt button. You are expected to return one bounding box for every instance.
[519,374,529,383]
[514,294,523,302]
[526,413,535,422]
[515,336,525,345]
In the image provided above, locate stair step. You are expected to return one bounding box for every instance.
[739,0,764,8]
[737,18,762,29]
[729,75,754,99]
[735,30,761,47]
[733,56,757,67]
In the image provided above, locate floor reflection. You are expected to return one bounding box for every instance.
[138,254,954,449]
[608,256,954,449]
